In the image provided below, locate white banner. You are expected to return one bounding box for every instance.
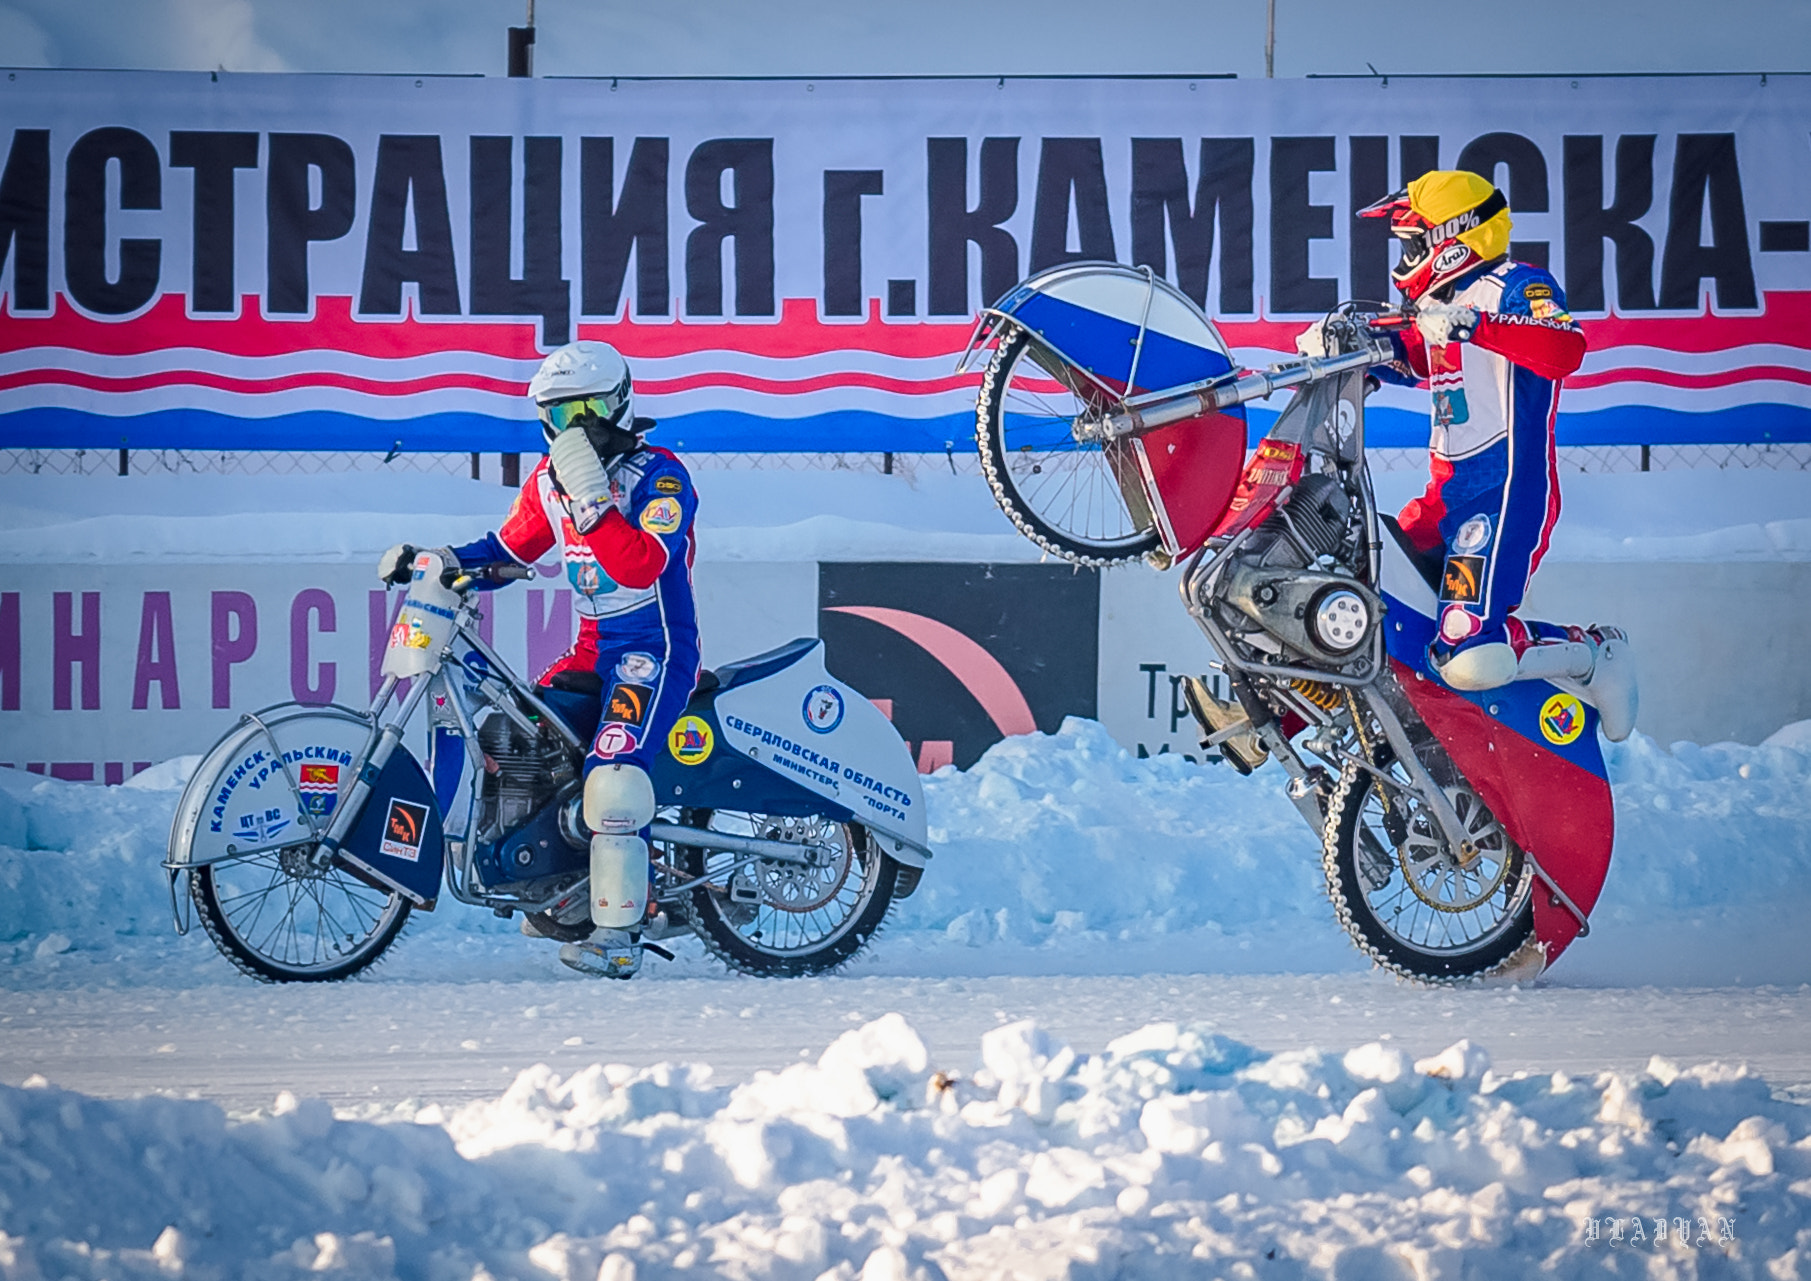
[1,71,1807,451]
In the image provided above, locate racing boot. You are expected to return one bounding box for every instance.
[559,927,642,979]
[1181,675,1268,775]
[1549,626,1638,743]
[1438,628,1638,743]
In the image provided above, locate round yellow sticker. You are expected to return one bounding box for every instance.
[668,715,714,765]
[1538,692,1586,746]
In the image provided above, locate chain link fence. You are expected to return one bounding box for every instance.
[2,442,1806,480]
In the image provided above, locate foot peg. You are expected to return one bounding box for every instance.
[1182,676,1268,775]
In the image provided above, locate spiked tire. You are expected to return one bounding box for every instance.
[1321,761,1536,983]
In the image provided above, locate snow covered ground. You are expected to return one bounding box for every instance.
[3,717,1811,1277]
[4,464,1811,1276]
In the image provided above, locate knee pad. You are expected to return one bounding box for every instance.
[583,763,655,835]
[1435,642,1518,691]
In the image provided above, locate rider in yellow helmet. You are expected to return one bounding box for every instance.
[1302,170,1637,739]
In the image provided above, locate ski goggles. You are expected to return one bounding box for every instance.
[538,392,628,437]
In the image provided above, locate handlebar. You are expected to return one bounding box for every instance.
[1094,332,1396,442]
[448,562,535,592]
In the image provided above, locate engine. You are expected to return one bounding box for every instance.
[1213,472,1381,667]
[475,713,577,842]
[470,713,585,886]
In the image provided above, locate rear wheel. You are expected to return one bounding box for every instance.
[671,810,901,976]
[976,329,1158,566]
[1322,759,1534,982]
[191,847,410,982]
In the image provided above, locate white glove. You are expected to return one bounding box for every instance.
[1294,320,1333,359]
[1415,303,1479,348]
[377,543,416,585]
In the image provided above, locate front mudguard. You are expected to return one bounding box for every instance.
[165,703,444,911]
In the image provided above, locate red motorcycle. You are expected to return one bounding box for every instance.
[961,263,1612,982]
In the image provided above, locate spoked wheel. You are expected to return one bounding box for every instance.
[976,328,1159,566]
[1323,758,1534,982]
[191,846,410,982]
[671,810,901,976]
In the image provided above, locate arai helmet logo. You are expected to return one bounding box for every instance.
[802,684,845,734]
[1433,243,1472,275]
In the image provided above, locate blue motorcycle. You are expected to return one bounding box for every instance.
[164,553,931,981]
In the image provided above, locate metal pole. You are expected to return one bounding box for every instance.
[507,0,535,77]
[1265,0,1275,78]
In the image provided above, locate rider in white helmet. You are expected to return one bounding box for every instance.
[379,340,700,978]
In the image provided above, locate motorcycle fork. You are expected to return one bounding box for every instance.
[1354,684,1479,864]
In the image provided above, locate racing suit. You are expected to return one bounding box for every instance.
[452,444,701,776]
[1375,260,1588,662]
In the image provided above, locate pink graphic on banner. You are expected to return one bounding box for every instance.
[824,605,1036,739]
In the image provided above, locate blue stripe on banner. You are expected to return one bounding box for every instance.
[6,403,1811,454]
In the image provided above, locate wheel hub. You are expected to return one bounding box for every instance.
[1396,785,1512,913]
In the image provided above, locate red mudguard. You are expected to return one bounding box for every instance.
[1392,660,1614,967]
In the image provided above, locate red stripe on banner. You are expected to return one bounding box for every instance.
[0,295,984,361]
[7,291,1808,368]
[0,368,527,397]
[1565,364,1811,391]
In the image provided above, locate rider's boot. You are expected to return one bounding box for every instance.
[1435,627,1638,743]
[560,927,643,978]
[1181,676,1268,775]
[561,763,654,980]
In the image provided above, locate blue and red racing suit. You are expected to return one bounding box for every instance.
[452,445,701,778]
[1375,261,1588,661]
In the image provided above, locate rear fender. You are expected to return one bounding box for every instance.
[1382,585,1614,967]
[653,639,929,868]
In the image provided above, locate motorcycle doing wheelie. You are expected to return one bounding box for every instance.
[962,263,1613,982]
[164,551,931,982]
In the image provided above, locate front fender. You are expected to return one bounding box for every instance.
[166,703,444,907]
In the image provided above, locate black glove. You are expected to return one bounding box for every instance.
[377,543,417,585]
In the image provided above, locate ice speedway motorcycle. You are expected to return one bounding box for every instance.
[961,263,1614,982]
[165,551,931,982]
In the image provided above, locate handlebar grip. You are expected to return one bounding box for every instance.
[489,563,535,582]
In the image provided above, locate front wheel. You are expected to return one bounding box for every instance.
[670,810,901,976]
[190,847,410,982]
[976,329,1159,566]
[1322,762,1535,982]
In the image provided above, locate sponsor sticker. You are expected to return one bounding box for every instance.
[802,684,845,734]
[1523,282,1553,300]
[593,722,640,758]
[1539,692,1587,746]
[654,475,684,495]
[669,715,715,765]
[1440,555,1486,604]
[1453,515,1493,553]
[386,619,410,650]
[639,496,683,534]
[616,652,660,682]
[605,682,654,725]
[379,798,428,861]
[405,616,433,649]
[233,806,291,844]
[297,763,340,819]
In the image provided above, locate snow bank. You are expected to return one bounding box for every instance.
[1,1015,1805,1279]
[3,717,1809,984]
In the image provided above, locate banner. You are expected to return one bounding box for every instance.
[1,70,1808,452]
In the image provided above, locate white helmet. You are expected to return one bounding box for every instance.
[528,341,636,447]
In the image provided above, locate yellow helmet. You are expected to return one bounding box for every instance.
[1359,170,1512,300]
